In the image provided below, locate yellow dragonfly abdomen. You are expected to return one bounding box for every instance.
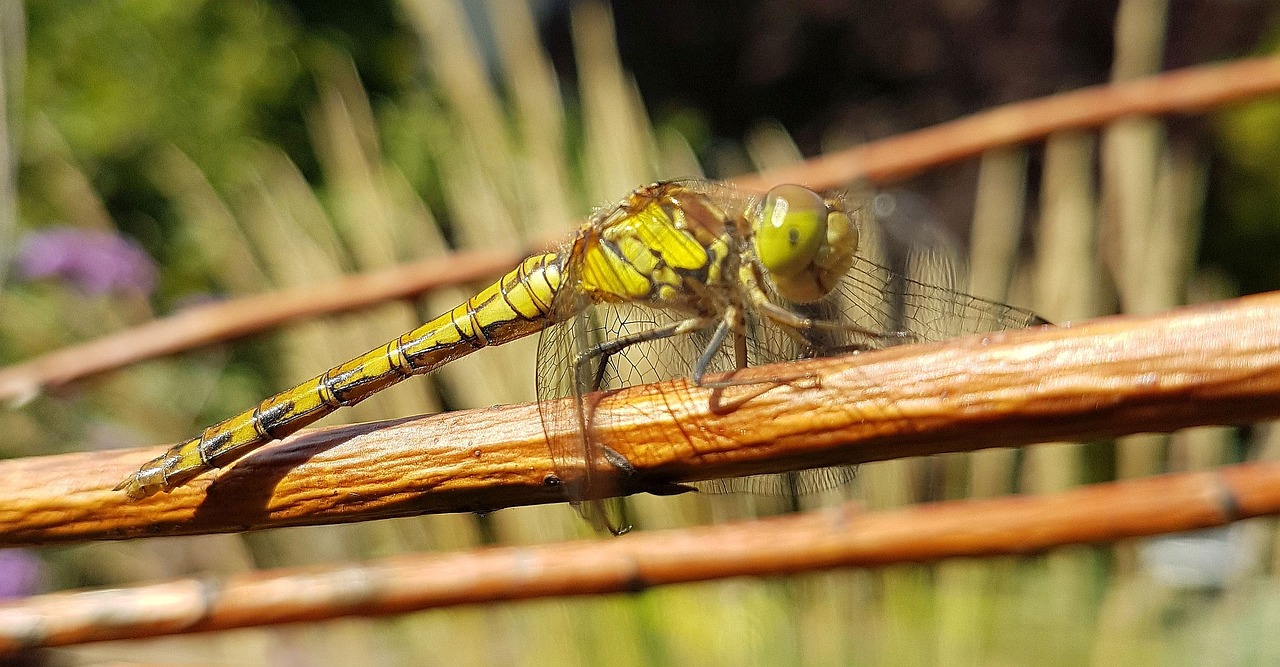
[116,251,566,498]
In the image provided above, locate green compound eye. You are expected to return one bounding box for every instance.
[752,184,859,303]
[754,184,828,279]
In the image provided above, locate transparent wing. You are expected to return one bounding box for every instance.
[537,292,734,532]
[710,191,1046,496]
[535,184,1047,529]
[816,186,1046,344]
[533,231,726,532]
[534,259,614,530]
[820,256,1047,344]
[705,265,1044,497]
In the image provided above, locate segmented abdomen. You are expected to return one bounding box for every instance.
[116,251,565,498]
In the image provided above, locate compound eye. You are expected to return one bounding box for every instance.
[753,184,828,278]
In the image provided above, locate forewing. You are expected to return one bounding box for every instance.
[773,189,1045,354]
[826,255,1047,345]
[713,189,1046,496]
[533,258,618,529]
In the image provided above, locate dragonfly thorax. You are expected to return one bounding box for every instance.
[572,183,739,316]
[752,184,859,304]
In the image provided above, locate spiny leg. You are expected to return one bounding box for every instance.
[575,316,715,393]
[752,296,912,344]
[692,318,733,386]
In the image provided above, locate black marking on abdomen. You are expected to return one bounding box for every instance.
[256,400,295,440]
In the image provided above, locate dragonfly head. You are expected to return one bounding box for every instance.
[752,184,859,303]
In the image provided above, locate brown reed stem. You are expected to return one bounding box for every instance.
[3,291,1279,546]
[2,457,1276,652]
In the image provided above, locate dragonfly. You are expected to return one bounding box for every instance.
[117,180,1046,529]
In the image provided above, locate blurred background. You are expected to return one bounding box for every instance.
[3,0,1280,664]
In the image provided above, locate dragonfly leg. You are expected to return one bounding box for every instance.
[693,309,819,390]
[692,318,732,386]
[575,317,715,392]
[740,267,915,349]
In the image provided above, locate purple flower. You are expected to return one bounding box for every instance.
[0,549,43,599]
[14,227,158,296]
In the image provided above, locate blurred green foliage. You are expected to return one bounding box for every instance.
[26,1,299,167]
[24,0,299,295]
[18,1,445,300]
